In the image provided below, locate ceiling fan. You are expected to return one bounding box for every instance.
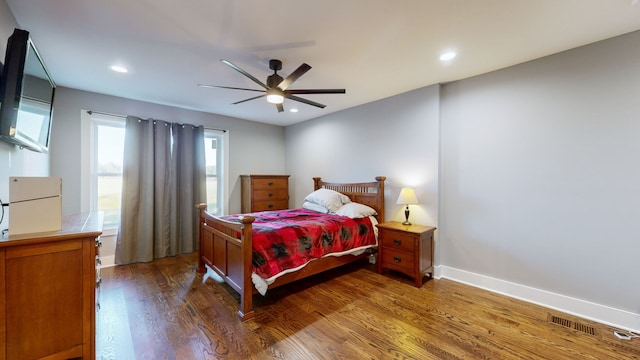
[198,59,346,112]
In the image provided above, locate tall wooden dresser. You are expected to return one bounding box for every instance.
[0,211,103,360]
[240,174,290,212]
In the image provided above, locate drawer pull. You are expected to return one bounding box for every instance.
[268,204,274,209]
[268,181,274,186]
[393,256,402,263]
[268,193,273,197]
[393,239,401,246]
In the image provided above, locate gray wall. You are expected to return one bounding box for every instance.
[52,87,286,215]
[285,84,441,241]
[286,31,640,330]
[4,0,639,330]
[440,31,640,318]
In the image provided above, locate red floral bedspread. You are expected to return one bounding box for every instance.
[220,208,376,280]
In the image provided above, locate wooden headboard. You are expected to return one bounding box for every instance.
[313,176,386,222]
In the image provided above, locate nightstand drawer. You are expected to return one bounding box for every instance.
[381,248,414,272]
[381,230,415,252]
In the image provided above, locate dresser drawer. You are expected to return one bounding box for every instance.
[381,248,414,273]
[253,189,288,202]
[381,230,416,252]
[252,178,288,190]
[252,200,289,212]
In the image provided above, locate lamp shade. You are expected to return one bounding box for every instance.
[396,187,419,205]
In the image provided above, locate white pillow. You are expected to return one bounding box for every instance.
[335,202,377,218]
[304,188,351,213]
[302,201,329,214]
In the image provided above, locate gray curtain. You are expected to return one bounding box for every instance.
[115,116,205,264]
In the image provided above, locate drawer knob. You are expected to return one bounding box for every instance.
[393,256,402,263]
[268,204,274,209]
[268,182,274,186]
[393,239,401,246]
[268,193,274,197]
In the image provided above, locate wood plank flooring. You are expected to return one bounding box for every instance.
[97,253,640,359]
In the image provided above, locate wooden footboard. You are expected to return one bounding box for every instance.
[197,204,256,320]
[197,176,386,321]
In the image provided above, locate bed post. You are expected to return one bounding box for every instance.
[375,176,386,222]
[238,215,256,321]
[313,177,322,190]
[196,203,207,274]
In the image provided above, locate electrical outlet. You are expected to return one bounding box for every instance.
[614,331,632,340]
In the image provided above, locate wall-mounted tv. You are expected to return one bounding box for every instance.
[0,28,56,153]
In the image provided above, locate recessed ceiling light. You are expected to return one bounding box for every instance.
[439,52,457,61]
[110,65,128,73]
[289,108,299,113]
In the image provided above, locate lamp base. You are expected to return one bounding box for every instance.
[403,207,411,226]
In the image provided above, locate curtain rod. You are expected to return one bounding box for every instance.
[86,110,227,133]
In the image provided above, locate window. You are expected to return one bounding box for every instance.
[83,111,227,225]
[204,130,225,215]
[89,113,125,226]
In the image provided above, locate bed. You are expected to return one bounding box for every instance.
[197,176,386,321]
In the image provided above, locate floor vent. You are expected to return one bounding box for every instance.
[548,314,596,336]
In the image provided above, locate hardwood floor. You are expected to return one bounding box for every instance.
[97,253,640,359]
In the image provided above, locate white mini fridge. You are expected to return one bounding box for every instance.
[9,176,62,235]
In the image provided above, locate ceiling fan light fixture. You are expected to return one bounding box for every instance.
[266,89,284,104]
[208,59,345,112]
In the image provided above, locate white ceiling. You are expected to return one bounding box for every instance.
[6,0,640,126]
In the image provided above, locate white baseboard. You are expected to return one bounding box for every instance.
[435,265,640,332]
[99,255,116,268]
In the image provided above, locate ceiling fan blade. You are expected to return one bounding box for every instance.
[232,94,265,105]
[276,103,284,112]
[277,63,311,90]
[286,94,326,108]
[198,84,265,93]
[285,89,346,95]
[221,59,269,90]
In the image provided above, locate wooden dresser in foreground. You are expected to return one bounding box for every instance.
[0,211,103,360]
[377,221,436,287]
[241,174,290,212]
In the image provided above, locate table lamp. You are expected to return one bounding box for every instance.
[396,187,419,225]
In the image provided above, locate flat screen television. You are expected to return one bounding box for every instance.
[0,28,56,153]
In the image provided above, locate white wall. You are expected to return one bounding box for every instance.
[285,85,440,239]
[0,1,50,233]
[440,31,640,330]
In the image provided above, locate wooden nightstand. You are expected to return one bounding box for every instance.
[376,221,436,287]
